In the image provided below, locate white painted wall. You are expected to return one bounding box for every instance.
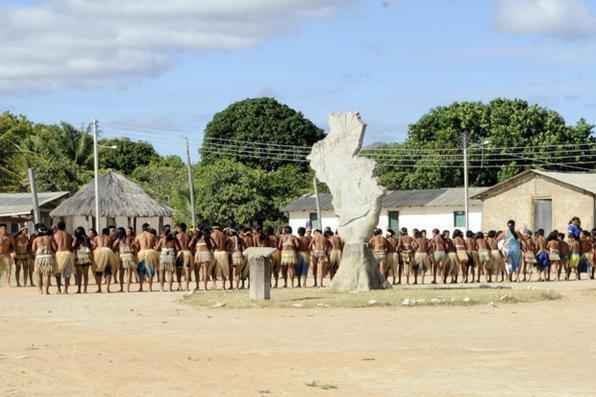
[288,206,482,235]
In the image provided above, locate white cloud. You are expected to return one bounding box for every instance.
[495,0,596,37]
[0,0,348,94]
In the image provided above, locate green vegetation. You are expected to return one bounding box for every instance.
[181,286,561,309]
[3,97,595,226]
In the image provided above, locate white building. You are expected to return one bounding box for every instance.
[282,187,487,234]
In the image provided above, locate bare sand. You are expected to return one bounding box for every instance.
[1,281,595,397]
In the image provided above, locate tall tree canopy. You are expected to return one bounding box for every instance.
[99,137,159,175]
[376,99,595,189]
[201,97,324,171]
[193,159,311,227]
[0,112,33,191]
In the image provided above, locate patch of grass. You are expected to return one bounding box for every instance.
[181,285,561,310]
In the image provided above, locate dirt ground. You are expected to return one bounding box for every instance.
[1,280,595,397]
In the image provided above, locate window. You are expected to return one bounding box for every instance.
[453,211,466,228]
[388,211,399,231]
[10,223,18,234]
[309,212,320,230]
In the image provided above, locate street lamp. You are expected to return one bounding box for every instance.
[91,120,117,231]
[463,135,491,232]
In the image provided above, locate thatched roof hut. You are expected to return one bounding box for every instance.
[50,172,173,231]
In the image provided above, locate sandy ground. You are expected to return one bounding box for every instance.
[1,280,596,397]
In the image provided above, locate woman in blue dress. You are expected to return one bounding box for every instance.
[498,220,522,282]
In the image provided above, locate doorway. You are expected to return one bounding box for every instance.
[534,199,552,233]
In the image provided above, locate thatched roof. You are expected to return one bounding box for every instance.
[50,172,173,218]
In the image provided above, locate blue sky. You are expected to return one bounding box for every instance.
[3,0,596,157]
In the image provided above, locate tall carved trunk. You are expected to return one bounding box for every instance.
[330,243,386,291]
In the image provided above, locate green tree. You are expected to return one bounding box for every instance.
[99,137,159,175]
[0,112,34,191]
[201,97,324,171]
[131,157,187,213]
[21,122,95,191]
[192,159,311,227]
[375,99,595,189]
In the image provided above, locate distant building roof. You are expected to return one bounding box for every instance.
[282,187,488,213]
[0,192,70,217]
[472,169,596,200]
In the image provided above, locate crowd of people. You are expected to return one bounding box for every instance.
[0,217,594,295]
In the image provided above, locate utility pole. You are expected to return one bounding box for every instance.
[185,137,197,227]
[313,176,322,230]
[463,130,470,232]
[92,120,100,231]
[27,168,40,225]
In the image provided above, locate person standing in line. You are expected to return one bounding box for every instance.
[13,228,32,288]
[31,224,56,294]
[73,227,92,294]
[53,221,74,294]
[93,228,118,293]
[385,229,399,285]
[157,225,180,292]
[296,227,311,288]
[431,229,446,285]
[175,223,193,292]
[397,228,415,284]
[534,229,550,281]
[211,225,231,290]
[229,228,247,289]
[310,229,330,288]
[328,230,343,281]
[113,227,137,293]
[465,231,479,283]
[134,224,159,292]
[521,230,537,282]
[443,230,459,284]
[476,232,493,282]
[279,226,299,288]
[0,224,15,287]
[369,228,388,280]
[411,230,430,285]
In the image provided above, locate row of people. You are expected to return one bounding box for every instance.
[369,221,596,285]
[0,222,344,294]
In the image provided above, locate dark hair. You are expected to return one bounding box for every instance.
[487,230,496,238]
[37,224,50,236]
[582,230,590,237]
[466,230,474,238]
[88,228,97,237]
[142,223,150,231]
[432,228,440,235]
[149,228,157,236]
[536,229,544,236]
[558,233,565,240]
[547,231,559,242]
[374,228,382,236]
[387,229,395,236]
[74,227,90,247]
[297,227,306,236]
[177,223,187,232]
[57,221,66,231]
[507,220,515,226]
[116,227,126,240]
[0,224,6,229]
[286,225,293,235]
[414,230,422,238]
[476,231,484,239]
[400,227,408,234]
[101,228,110,236]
